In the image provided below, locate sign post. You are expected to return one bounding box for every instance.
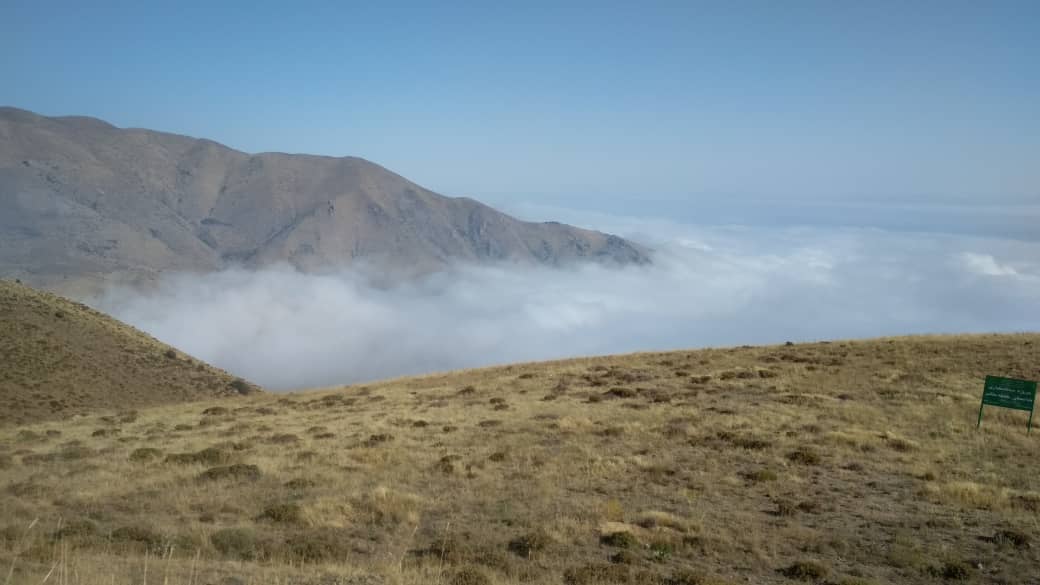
[978,375,1037,433]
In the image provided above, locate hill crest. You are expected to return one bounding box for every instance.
[0,278,259,425]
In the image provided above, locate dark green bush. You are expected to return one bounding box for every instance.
[600,531,639,549]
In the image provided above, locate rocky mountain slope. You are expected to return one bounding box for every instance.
[0,107,649,296]
[0,279,258,425]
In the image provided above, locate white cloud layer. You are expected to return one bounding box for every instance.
[96,218,1040,390]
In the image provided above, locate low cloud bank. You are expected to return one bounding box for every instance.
[97,222,1040,390]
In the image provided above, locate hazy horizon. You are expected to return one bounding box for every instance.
[95,204,1040,389]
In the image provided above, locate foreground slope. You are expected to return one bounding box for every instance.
[1,334,1039,584]
[0,106,649,296]
[0,279,258,425]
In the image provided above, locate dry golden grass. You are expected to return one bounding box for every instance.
[1,333,1039,584]
[0,279,259,425]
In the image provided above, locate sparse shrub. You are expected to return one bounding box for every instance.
[16,430,42,442]
[363,433,394,446]
[648,538,674,561]
[993,529,1030,548]
[775,500,798,517]
[164,348,178,359]
[6,480,50,498]
[448,566,492,585]
[488,450,509,462]
[601,531,639,549]
[887,437,915,452]
[211,527,264,560]
[229,378,253,395]
[563,563,630,585]
[52,519,99,540]
[0,454,12,469]
[91,428,119,437]
[478,420,501,428]
[173,424,193,431]
[22,445,96,464]
[314,432,336,439]
[779,560,828,580]
[928,560,972,580]
[731,436,772,450]
[518,372,536,379]
[886,543,929,569]
[507,529,553,558]
[610,549,636,564]
[110,525,164,552]
[745,469,778,482]
[269,433,300,444]
[165,447,229,465]
[458,385,477,395]
[257,502,303,524]
[285,477,317,490]
[663,570,738,585]
[129,447,163,462]
[306,425,328,434]
[636,511,688,532]
[758,369,779,378]
[197,464,261,482]
[202,406,229,416]
[602,499,625,522]
[284,527,352,563]
[797,500,820,514]
[786,447,821,466]
[604,387,637,399]
[58,443,95,458]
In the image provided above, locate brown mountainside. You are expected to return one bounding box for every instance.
[0,279,259,426]
[0,107,649,296]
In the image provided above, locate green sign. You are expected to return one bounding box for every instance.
[977,375,1037,432]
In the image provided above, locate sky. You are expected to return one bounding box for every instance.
[2,0,1038,208]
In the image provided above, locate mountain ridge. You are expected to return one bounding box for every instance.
[0,107,650,297]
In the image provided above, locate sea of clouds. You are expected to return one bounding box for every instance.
[96,207,1040,390]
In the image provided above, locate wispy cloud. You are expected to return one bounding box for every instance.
[96,217,1040,390]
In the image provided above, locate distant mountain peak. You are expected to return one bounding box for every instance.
[0,107,650,296]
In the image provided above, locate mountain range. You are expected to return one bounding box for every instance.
[0,107,649,296]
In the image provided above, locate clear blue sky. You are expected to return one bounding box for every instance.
[3,0,1037,206]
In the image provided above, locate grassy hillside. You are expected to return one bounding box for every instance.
[0,279,259,425]
[1,334,1038,584]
